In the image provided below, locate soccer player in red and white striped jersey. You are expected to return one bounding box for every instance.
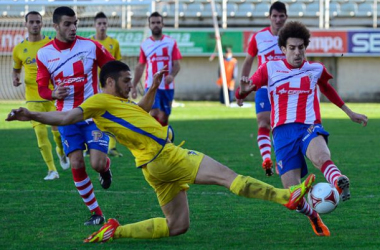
[237,21,368,237]
[131,12,182,127]
[240,1,288,176]
[36,6,115,226]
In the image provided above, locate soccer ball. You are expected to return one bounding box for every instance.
[307,182,340,214]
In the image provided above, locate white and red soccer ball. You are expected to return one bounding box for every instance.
[307,182,340,214]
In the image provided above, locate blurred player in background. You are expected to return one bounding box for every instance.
[12,11,69,180]
[36,6,115,225]
[7,60,315,243]
[131,11,181,127]
[237,21,368,237]
[240,1,287,176]
[216,47,238,104]
[91,11,123,157]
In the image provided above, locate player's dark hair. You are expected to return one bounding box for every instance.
[100,61,130,88]
[278,21,310,48]
[25,11,42,22]
[148,11,163,23]
[94,12,107,21]
[269,1,287,15]
[53,6,76,24]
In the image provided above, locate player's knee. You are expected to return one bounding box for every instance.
[90,155,107,172]
[69,157,85,169]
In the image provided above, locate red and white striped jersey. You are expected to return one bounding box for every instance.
[138,35,182,90]
[36,36,114,111]
[251,59,334,129]
[247,27,285,67]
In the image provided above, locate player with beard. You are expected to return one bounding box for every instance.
[36,6,115,226]
[131,12,181,127]
[7,60,315,243]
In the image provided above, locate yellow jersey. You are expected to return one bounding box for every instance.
[12,36,52,101]
[90,35,122,60]
[79,93,169,167]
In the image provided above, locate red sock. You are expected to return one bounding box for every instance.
[257,127,271,161]
[320,160,342,185]
[72,168,102,215]
[296,198,317,218]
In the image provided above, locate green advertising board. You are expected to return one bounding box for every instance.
[42,29,245,56]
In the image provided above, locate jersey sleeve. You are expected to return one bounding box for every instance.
[317,66,345,108]
[250,62,268,89]
[247,33,258,57]
[114,40,122,60]
[12,46,22,70]
[79,95,106,120]
[172,41,182,60]
[94,40,115,68]
[138,47,147,64]
[36,53,53,100]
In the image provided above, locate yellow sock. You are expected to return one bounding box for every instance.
[114,218,169,239]
[108,136,116,152]
[229,175,290,205]
[34,125,56,172]
[51,130,64,156]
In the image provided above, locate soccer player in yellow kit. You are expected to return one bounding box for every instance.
[12,11,69,180]
[91,11,123,157]
[7,61,315,242]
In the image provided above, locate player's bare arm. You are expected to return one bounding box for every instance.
[12,68,22,87]
[138,66,168,112]
[6,107,84,126]
[341,104,368,127]
[240,54,254,84]
[164,60,180,85]
[131,63,146,99]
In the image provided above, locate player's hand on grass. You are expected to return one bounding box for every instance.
[236,99,244,107]
[6,107,32,122]
[52,83,70,100]
[152,66,168,89]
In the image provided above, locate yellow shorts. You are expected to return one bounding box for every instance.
[26,101,56,127]
[142,143,204,207]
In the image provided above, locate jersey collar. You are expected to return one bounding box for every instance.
[53,37,77,52]
[283,59,306,70]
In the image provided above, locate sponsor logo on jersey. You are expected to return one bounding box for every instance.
[23,48,28,53]
[277,87,312,95]
[48,58,60,63]
[56,76,86,85]
[25,57,36,64]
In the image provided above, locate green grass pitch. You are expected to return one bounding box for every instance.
[0,101,379,249]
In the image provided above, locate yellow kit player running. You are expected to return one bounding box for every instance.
[7,61,315,242]
[12,11,69,180]
[91,11,122,157]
